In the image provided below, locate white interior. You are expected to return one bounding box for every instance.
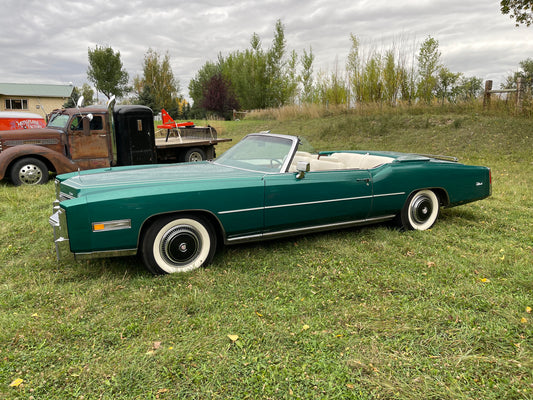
[289,151,394,172]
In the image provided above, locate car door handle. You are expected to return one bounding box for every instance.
[356,178,370,183]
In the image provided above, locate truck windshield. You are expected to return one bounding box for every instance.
[47,114,70,129]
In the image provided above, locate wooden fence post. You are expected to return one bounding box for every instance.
[483,80,493,109]
[516,77,524,112]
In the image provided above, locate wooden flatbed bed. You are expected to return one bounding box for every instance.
[155,136,232,149]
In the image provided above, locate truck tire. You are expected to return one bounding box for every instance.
[10,157,49,185]
[183,147,206,162]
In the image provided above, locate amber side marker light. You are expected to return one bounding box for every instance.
[92,220,131,232]
[93,223,105,231]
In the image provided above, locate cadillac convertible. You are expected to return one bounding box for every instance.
[50,132,491,274]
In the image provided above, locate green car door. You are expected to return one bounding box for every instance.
[263,169,373,233]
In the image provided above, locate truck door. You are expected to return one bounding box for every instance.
[114,106,157,166]
[68,114,111,169]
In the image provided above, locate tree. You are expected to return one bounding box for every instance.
[417,36,441,104]
[80,83,95,105]
[436,68,462,104]
[63,86,80,108]
[188,61,220,110]
[360,53,382,103]
[87,45,129,99]
[457,76,483,101]
[62,83,95,108]
[201,73,239,120]
[346,34,362,104]
[382,50,401,106]
[189,20,306,111]
[500,0,533,26]
[502,58,533,92]
[316,59,348,106]
[135,49,181,112]
[299,47,315,103]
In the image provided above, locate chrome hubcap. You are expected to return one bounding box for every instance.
[19,164,42,185]
[160,226,200,265]
[411,196,433,224]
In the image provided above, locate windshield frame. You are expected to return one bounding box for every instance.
[214,133,300,174]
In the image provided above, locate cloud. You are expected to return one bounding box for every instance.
[0,0,530,98]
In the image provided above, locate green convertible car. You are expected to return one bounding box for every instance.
[50,132,491,274]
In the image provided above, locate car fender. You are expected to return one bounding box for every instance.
[0,144,79,180]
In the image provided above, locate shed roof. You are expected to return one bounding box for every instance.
[0,83,74,98]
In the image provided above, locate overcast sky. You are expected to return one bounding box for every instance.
[1,0,531,100]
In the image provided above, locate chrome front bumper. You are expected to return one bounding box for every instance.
[49,203,73,261]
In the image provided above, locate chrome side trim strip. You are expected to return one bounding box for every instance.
[74,248,138,260]
[218,206,264,215]
[218,192,405,215]
[226,214,396,244]
[266,195,373,210]
[374,192,405,198]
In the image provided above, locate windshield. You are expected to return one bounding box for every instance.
[215,134,297,173]
[47,113,70,129]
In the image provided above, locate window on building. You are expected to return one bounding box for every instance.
[5,99,28,110]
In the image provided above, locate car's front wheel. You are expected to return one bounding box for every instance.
[141,215,217,274]
[400,189,439,230]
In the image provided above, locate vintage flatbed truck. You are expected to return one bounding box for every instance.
[0,101,230,185]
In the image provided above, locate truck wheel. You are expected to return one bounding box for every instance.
[10,157,49,185]
[141,214,217,274]
[183,147,206,162]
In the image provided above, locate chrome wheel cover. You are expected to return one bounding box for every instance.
[18,163,43,185]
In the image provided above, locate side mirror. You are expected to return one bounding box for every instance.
[86,113,93,122]
[295,161,310,179]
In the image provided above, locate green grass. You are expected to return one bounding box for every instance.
[1,110,532,399]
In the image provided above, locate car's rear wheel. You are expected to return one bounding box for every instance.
[10,157,49,185]
[400,189,439,230]
[141,214,216,274]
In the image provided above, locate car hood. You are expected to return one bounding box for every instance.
[56,161,263,199]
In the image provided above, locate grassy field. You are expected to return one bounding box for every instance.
[1,109,532,399]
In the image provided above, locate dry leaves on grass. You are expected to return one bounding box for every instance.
[9,378,23,387]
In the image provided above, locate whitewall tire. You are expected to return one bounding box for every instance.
[142,215,216,274]
[401,189,440,231]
